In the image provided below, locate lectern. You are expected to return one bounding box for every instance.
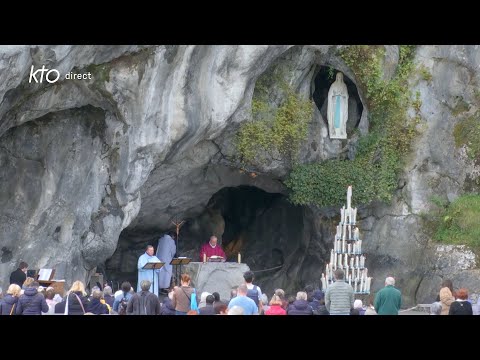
[170,258,191,286]
[35,269,66,296]
[142,262,164,295]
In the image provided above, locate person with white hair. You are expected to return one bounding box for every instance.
[198,291,212,308]
[374,276,402,315]
[287,291,314,315]
[260,293,269,314]
[228,305,244,315]
[103,286,115,307]
[352,299,365,315]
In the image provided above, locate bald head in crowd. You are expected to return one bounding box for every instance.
[237,284,248,295]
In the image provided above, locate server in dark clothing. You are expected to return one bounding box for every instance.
[449,288,473,315]
[10,262,28,288]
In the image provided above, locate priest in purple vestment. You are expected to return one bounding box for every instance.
[199,236,226,262]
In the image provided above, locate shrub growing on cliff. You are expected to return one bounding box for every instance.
[236,76,314,166]
[431,194,480,250]
[453,113,480,161]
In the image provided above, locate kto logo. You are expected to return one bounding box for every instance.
[29,65,60,84]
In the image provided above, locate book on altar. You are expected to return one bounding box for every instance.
[209,255,223,262]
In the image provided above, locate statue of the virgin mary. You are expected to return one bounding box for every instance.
[327,72,348,139]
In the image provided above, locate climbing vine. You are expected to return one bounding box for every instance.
[286,45,419,207]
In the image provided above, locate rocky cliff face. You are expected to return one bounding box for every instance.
[0,45,294,286]
[1,45,479,306]
[364,45,480,305]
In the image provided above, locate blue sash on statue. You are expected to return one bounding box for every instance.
[334,95,342,129]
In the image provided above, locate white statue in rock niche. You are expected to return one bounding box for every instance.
[327,72,348,139]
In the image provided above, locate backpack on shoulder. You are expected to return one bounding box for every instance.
[118,295,128,315]
[190,289,199,312]
[247,285,259,306]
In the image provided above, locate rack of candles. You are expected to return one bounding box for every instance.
[322,185,372,295]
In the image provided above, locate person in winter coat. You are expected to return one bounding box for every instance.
[287,292,314,315]
[64,281,90,315]
[439,279,455,315]
[87,289,109,314]
[265,294,287,315]
[127,280,161,315]
[0,284,21,315]
[449,288,473,315]
[9,262,28,288]
[160,290,176,315]
[16,282,48,315]
[309,289,324,313]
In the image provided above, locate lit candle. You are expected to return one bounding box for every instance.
[345,264,349,278]
[348,225,352,240]
[338,254,342,268]
[334,239,337,253]
[348,274,351,286]
[360,255,365,268]
[321,274,326,291]
[330,250,334,265]
[353,242,356,254]
[342,238,345,253]
[341,207,345,224]
[366,277,371,292]
[238,253,241,264]
[358,240,362,254]
[355,255,359,268]
[354,227,359,240]
[334,252,337,269]
[344,254,348,268]
[347,186,352,210]
[354,281,358,293]
[353,208,357,224]
[350,257,354,268]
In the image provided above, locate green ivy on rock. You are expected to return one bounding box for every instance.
[235,71,314,166]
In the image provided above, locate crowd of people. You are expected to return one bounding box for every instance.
[1,260,478,315]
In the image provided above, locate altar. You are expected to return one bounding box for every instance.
[182,262,250,301]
